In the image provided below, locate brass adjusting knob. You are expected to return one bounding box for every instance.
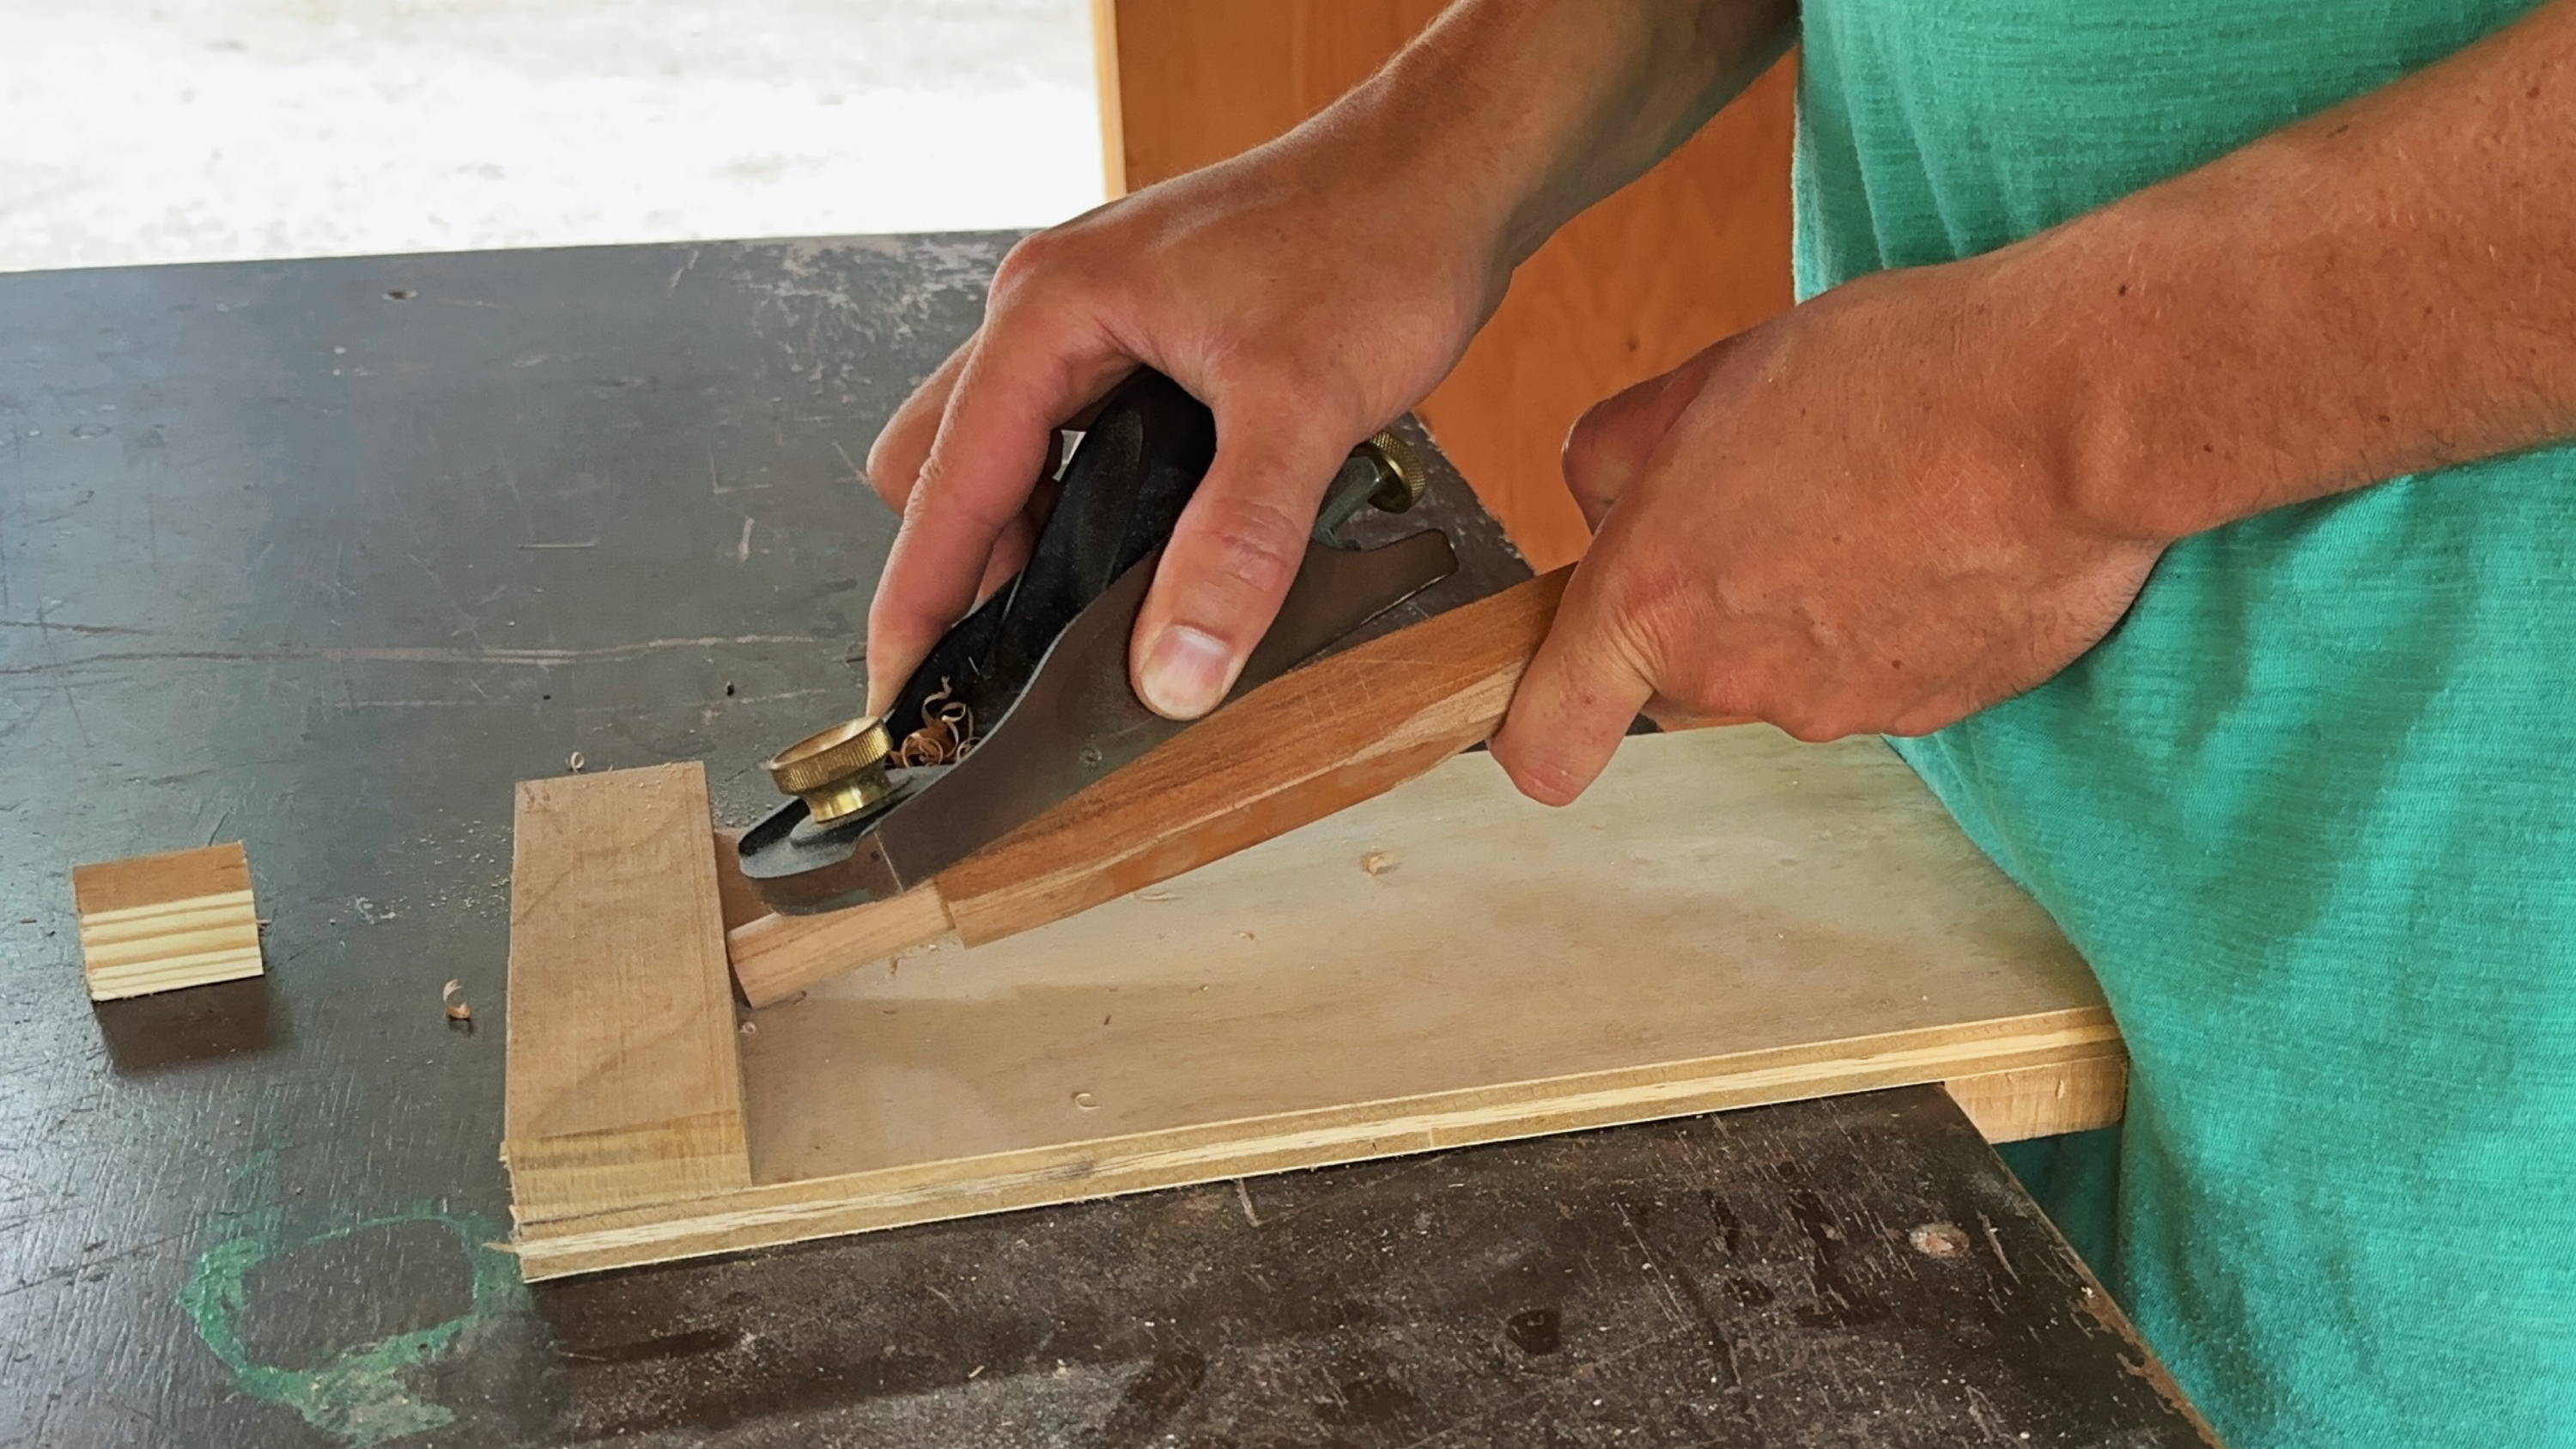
[1315,429,1432,542]
[1353,429,1427,513]
[763,715,896,825]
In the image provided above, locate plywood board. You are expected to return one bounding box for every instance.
[71,842,264,1001]
[510,728,2117,1279]
[504,763,750,1224]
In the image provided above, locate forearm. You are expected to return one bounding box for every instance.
[1285,0,1796,272]
[1993,0,2576,542]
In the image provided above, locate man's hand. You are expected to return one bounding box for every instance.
[863,143,1510,721]
[1489,263,2168,804]
[1491,0,2576,805]
[861,0,1797,722]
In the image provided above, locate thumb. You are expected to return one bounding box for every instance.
[1488,561,1658,806]
[1127,403,1352,720]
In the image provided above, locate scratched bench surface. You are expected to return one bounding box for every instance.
[0,236,2208,1448]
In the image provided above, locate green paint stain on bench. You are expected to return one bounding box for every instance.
[181,1204,522,1446]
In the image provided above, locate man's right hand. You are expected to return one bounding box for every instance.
[862,137,1512,721]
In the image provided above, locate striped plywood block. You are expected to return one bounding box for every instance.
[71,843,264,1001]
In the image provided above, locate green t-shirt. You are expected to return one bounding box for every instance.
[1793,2,2576,1444]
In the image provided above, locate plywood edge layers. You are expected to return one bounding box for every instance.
[72,843,264,1001]
[514,1006,2117,1278]
[82,947,265,1001]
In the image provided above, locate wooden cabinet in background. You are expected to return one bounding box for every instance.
[1091,0,1797,568]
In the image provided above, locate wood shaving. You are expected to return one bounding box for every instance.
[1360,850,1394,876]
[441,978,473,1021]
[565,751,586,773]
[896,679,980,767]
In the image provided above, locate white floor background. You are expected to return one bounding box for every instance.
[0,0,1104,273]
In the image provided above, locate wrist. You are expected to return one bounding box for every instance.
[1968,208,2261,550]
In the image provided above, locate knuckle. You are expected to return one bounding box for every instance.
[898,453,949,523]
[990,228,1066,295]
[865,594,927,660]
[1189,494,1309,601]
[902,448,1018,534]
[1885,696,1965,739]
[867,348,975,508]
[1659,673,1741,725]
[1558,405,1627,510]
[1596,563,1695,669]
[1563,375,1666,478]
[1773,715,1843,745]
[866,421,925,508]
[1882,709,1942,739]
[1770,699,1862,744]
[863,448,902,507]
[989,226,1105,316]
[1559,403,1617,480]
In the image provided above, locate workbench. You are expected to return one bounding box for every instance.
[0,234,2215,1446]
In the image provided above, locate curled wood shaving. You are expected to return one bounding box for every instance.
[896,679,979,767]
[441,978,473,1021]
[1360,850,1394,876]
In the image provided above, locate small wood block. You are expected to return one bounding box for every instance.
[1946,1050,2129,1143]
[505,763,750,1224]
[72,843,264,1002]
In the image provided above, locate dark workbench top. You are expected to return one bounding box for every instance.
[0,234,2210,1447]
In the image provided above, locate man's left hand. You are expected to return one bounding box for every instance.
[1488,261,2169,806]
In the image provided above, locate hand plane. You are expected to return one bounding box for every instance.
[736,368,1461,916]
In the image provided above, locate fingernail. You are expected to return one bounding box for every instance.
[1139,624,1236,719]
